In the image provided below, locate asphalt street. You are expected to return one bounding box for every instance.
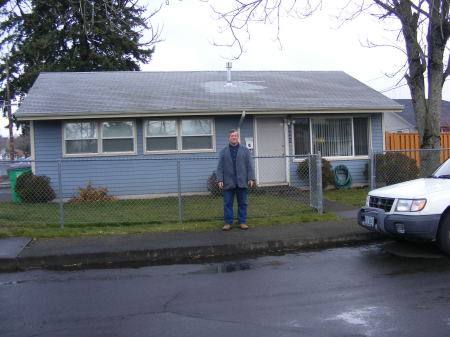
[1,241,449,337]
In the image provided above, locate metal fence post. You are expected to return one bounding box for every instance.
[369,150,375,190]
[57,160,64,229]
[177,160,183,223]
[316,152,323,214]
[308,155,313,208]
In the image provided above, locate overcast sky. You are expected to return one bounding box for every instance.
[2,0,449,137]
[142,0,450,99]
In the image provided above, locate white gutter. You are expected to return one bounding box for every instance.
[16,108,403,121]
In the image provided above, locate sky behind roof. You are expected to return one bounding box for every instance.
[142,0,450,100]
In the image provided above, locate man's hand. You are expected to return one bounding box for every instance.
[218,181,224,189]
[248,180,254,187]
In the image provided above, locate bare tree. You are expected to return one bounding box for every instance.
[0,135,7,152]
[369,0,449,173]
[13,133,30,157]
[212,0,449,172]
[210,0,322,58]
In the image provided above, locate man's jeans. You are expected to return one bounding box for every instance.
[223,187,248,225]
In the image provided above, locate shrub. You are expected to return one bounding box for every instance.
[364,152,419,185]
[15,172,56,203]
[68,183,117,203]
[207,171,222,197]
[297,158,334,189]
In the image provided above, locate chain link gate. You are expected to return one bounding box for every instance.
[307,153,323,214]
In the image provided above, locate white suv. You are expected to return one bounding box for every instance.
[358,158,450,255]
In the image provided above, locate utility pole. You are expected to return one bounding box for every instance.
[5,52,14,160]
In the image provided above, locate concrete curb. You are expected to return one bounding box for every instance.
[0,232,383,273]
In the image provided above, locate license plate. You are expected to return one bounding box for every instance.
[363,215,375,228]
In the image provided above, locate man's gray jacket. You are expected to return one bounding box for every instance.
[216,144,255,190]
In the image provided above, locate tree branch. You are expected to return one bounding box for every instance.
[372,0,399,16]
[406,0,430,18]
[210,0,321,59]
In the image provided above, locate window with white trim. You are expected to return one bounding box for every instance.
[63,120,136,155]
[145,118,214,152]
[145,120,178,151]
[101,121,135,153]
[181,119,213,150]
[293,117,369,157]
[64,122,98,154]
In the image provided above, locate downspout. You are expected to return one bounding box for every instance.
[237,110,246,143]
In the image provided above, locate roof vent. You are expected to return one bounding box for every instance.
[225,62,233,87]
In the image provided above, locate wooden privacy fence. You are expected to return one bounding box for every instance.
[385,132,450,163]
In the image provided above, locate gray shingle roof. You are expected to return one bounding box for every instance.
[16,71,402,119]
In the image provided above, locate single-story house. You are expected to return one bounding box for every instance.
[15,70,402,198]
[384,99,450,133]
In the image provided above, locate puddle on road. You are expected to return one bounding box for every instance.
[380,241,446,259]
[190,262,253,274]
[216,262,251,273]
[0,280,21,286]
[187,259,286,275]
[355,242,450,277]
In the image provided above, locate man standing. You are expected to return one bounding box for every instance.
[216,129,255,231]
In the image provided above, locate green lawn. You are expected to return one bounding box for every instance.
[0,194,339,238]
[323,188,368,207]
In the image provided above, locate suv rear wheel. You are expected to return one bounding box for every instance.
[437,212,450,255]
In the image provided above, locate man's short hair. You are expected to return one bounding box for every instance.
[229,129,238,136]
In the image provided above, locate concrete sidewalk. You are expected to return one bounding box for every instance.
[0,201,382,272]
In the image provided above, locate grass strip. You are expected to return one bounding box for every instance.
[0,194,339,238]
[323,188,368,207]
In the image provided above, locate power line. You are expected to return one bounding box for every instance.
[379,82,409,94]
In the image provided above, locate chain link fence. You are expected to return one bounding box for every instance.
[369,148,450,190]
[0,154,323,228]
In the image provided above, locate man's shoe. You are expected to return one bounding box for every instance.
[222,224,232,231]
[239,224,249,230]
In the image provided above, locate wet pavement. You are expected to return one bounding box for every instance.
[0,213,383,272]
[381,240,446,259]
[1,242,449,337]
[0,198,445,272]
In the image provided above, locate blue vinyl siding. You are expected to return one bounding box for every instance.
[33,113,382,197]
[34,120,62,159]
[33,120,61,191]
[370,114,383,152]
[33,116,254,198]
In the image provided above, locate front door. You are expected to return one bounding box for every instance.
[255,117,287,185]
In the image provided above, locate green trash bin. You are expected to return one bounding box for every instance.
[7,167,32,202]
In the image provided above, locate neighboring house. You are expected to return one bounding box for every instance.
[15,70,402,197]
[385,99,450,133]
